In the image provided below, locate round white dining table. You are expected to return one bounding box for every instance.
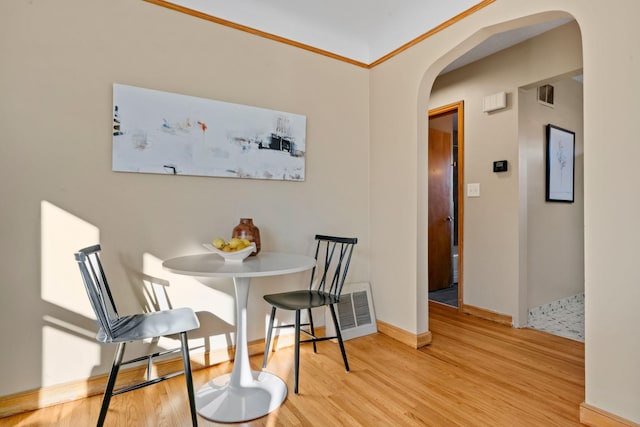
[162,251,316,423]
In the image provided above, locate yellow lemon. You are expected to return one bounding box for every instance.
[228,238,242,249]
[212,238,225,249]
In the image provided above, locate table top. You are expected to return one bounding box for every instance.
[162,251,316,278]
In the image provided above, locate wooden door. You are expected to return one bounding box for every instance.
[428,128,453,291]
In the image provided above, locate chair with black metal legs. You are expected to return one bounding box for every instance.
[74,244,200,427]
[262,235,357,394]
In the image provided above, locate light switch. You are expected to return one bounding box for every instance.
[467,183,480,197]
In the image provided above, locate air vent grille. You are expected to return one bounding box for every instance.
[326,282,377,340]
[538,84,554,107]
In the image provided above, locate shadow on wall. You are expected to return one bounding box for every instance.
[35,201,238,402]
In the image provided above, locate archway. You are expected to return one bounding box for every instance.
[416,11,582,331]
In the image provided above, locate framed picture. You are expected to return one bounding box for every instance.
[112,84,306,181]
[545,124,575,202]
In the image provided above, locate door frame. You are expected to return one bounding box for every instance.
[428,101,464,310]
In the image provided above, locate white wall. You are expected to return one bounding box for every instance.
[520,77,584,309]
[370,1,640,422]
[0,0,370,396]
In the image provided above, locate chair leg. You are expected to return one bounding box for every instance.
[180,332,198,427]
[329,304,350,372]
[294,309,301,394]
[97,342,126,427]
[263,306,277,369]
[307,308,317,353]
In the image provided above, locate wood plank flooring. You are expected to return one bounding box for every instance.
[0,303,585,426]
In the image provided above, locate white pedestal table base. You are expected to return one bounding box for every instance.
[195,370,287,422]
[161,253,316,423]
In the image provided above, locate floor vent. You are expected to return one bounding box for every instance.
[326,282,377,340]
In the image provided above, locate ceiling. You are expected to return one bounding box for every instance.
[161,0,573,70]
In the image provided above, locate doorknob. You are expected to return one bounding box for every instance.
[445,216,453,222]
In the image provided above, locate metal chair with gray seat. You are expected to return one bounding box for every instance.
[262,234,357,394]
[74,244,200,427]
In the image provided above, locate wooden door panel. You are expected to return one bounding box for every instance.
[428,128,453,291]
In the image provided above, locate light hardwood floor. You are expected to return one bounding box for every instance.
[0,303,585,426]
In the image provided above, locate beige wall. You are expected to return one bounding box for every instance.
[370,1,640,422]
[0,0,369,395]
[520,77,584,309]
[427,22,583,324]
[2,0,640,423]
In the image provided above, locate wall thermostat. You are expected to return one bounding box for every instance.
[493,160,508,172]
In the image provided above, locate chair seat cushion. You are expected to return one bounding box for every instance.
[263,290,339,311]
[97,307,200,343]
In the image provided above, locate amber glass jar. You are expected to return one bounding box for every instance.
[232,218,261,256]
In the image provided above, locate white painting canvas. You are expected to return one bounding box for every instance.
[112,84,306,181]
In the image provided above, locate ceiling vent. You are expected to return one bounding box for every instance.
[538,84,554,107]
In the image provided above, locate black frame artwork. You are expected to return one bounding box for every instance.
[545,124,575,203]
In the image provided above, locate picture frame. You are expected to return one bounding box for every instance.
[545,124,575,203]
[112,84,307,181]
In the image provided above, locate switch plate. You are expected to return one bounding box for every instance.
[467,183,480,197]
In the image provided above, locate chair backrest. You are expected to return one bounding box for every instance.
[309,235,357,299]
[74,244,120,340]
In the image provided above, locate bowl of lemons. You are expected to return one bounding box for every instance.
[203,237,256,263]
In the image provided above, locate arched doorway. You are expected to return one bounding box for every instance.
[418,13,582,328]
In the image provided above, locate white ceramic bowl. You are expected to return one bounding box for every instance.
[202,242,256,263]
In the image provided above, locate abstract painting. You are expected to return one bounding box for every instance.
[112,84,306,181]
